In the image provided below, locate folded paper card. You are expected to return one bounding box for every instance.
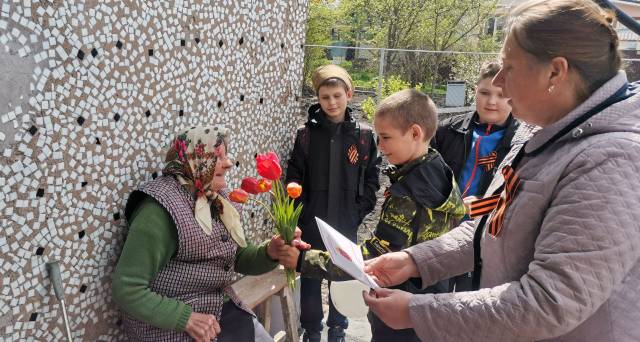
[315,217,379,289]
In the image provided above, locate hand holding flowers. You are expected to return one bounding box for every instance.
[266,227,310,269]
[230,152,309,288]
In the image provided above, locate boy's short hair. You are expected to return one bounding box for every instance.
[375,89,437,142]
[477,60,502,84]
[311,64,353,94]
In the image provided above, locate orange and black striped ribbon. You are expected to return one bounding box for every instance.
[469,194,501,218]
[487,165,521,237]
[347,144,358,165]
[477,151,497,172]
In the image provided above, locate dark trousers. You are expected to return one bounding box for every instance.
[300,277,348,333]
[217,301,254,341]
[368,311,420,342]
[449,271,473,292]
[366,279,450,341]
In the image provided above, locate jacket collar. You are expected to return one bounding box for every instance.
[451,111,514,135]
[475,113,514,135]
[450,111,475,134]
[525,71,631,154]
[307,103,356,128]
[383,152,432,184]
[383,149,465,211]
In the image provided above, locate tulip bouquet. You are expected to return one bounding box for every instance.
[229,152,303,288]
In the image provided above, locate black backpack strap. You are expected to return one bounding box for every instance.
[299,125,310,159]
[356,123,373,197]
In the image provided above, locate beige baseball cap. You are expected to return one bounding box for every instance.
[311,64,353,94]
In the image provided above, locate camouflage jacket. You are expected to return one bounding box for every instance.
[300,149,465,285]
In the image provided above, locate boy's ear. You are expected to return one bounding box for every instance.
[346,89,353,101]
[411,124,424,141]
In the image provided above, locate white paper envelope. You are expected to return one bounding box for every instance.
[315,217,379,289]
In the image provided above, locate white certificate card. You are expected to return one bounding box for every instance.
[315,217,380,289]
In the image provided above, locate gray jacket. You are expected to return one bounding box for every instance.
[405,71,640,341]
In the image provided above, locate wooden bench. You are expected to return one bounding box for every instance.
[230,267,298,342]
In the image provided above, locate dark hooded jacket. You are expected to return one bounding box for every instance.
[285,103,380,249]
[432,112,519,196]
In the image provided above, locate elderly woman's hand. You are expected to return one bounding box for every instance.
[276,242,301,269]
[266,234,303,269]
[267,227,311,260]
[185,312,220,342]
[267,227,310,269]
[266,234,282,261]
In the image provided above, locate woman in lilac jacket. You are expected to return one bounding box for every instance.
[362,1,640,341]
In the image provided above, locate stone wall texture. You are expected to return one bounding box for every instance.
[0,0,309,339]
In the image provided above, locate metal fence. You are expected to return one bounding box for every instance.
[302,44,640,117]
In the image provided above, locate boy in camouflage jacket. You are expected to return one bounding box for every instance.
[295,89,465,341]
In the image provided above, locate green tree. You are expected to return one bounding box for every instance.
[302,0,336,89]
[361,75,423,120]
[418,0,500,94]
[336,0,500,93]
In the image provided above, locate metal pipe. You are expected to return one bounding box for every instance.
[377,48,386,100]
[306,44,499,55]
[306,44,639,62]
[46,262,73,342]
[596,0,640,36]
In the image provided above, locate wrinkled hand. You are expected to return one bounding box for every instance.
[363,251,419,287]
[362,288,413,330]
[276,240,300,269]
[184,312,221,342]
[267,227,310,269]
[266,234,281,261]
[268,234,302,269]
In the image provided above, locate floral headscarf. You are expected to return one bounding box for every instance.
[163,126,246,246]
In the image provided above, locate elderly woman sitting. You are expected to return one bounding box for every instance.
[112,126,302,342]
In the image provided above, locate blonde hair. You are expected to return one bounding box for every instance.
[375,89,437,142]
[507,0,621,101]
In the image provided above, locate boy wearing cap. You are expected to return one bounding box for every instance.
[292,89,466,341]
[285,64,381,342]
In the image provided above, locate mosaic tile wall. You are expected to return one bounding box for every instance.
[0,0,308,340]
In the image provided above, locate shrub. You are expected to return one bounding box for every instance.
[360,75,423,121]
[361,97,377,121]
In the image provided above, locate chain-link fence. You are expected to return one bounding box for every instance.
[302,44,640,119]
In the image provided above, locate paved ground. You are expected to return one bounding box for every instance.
[311,281,373,342]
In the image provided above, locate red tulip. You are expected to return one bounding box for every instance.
[287,182,302,199]
[257,179,272,193]
[241,177,261,195]
[256,152,282,180]
[229,189,249,203]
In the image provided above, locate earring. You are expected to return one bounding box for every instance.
[548,85,555,93]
